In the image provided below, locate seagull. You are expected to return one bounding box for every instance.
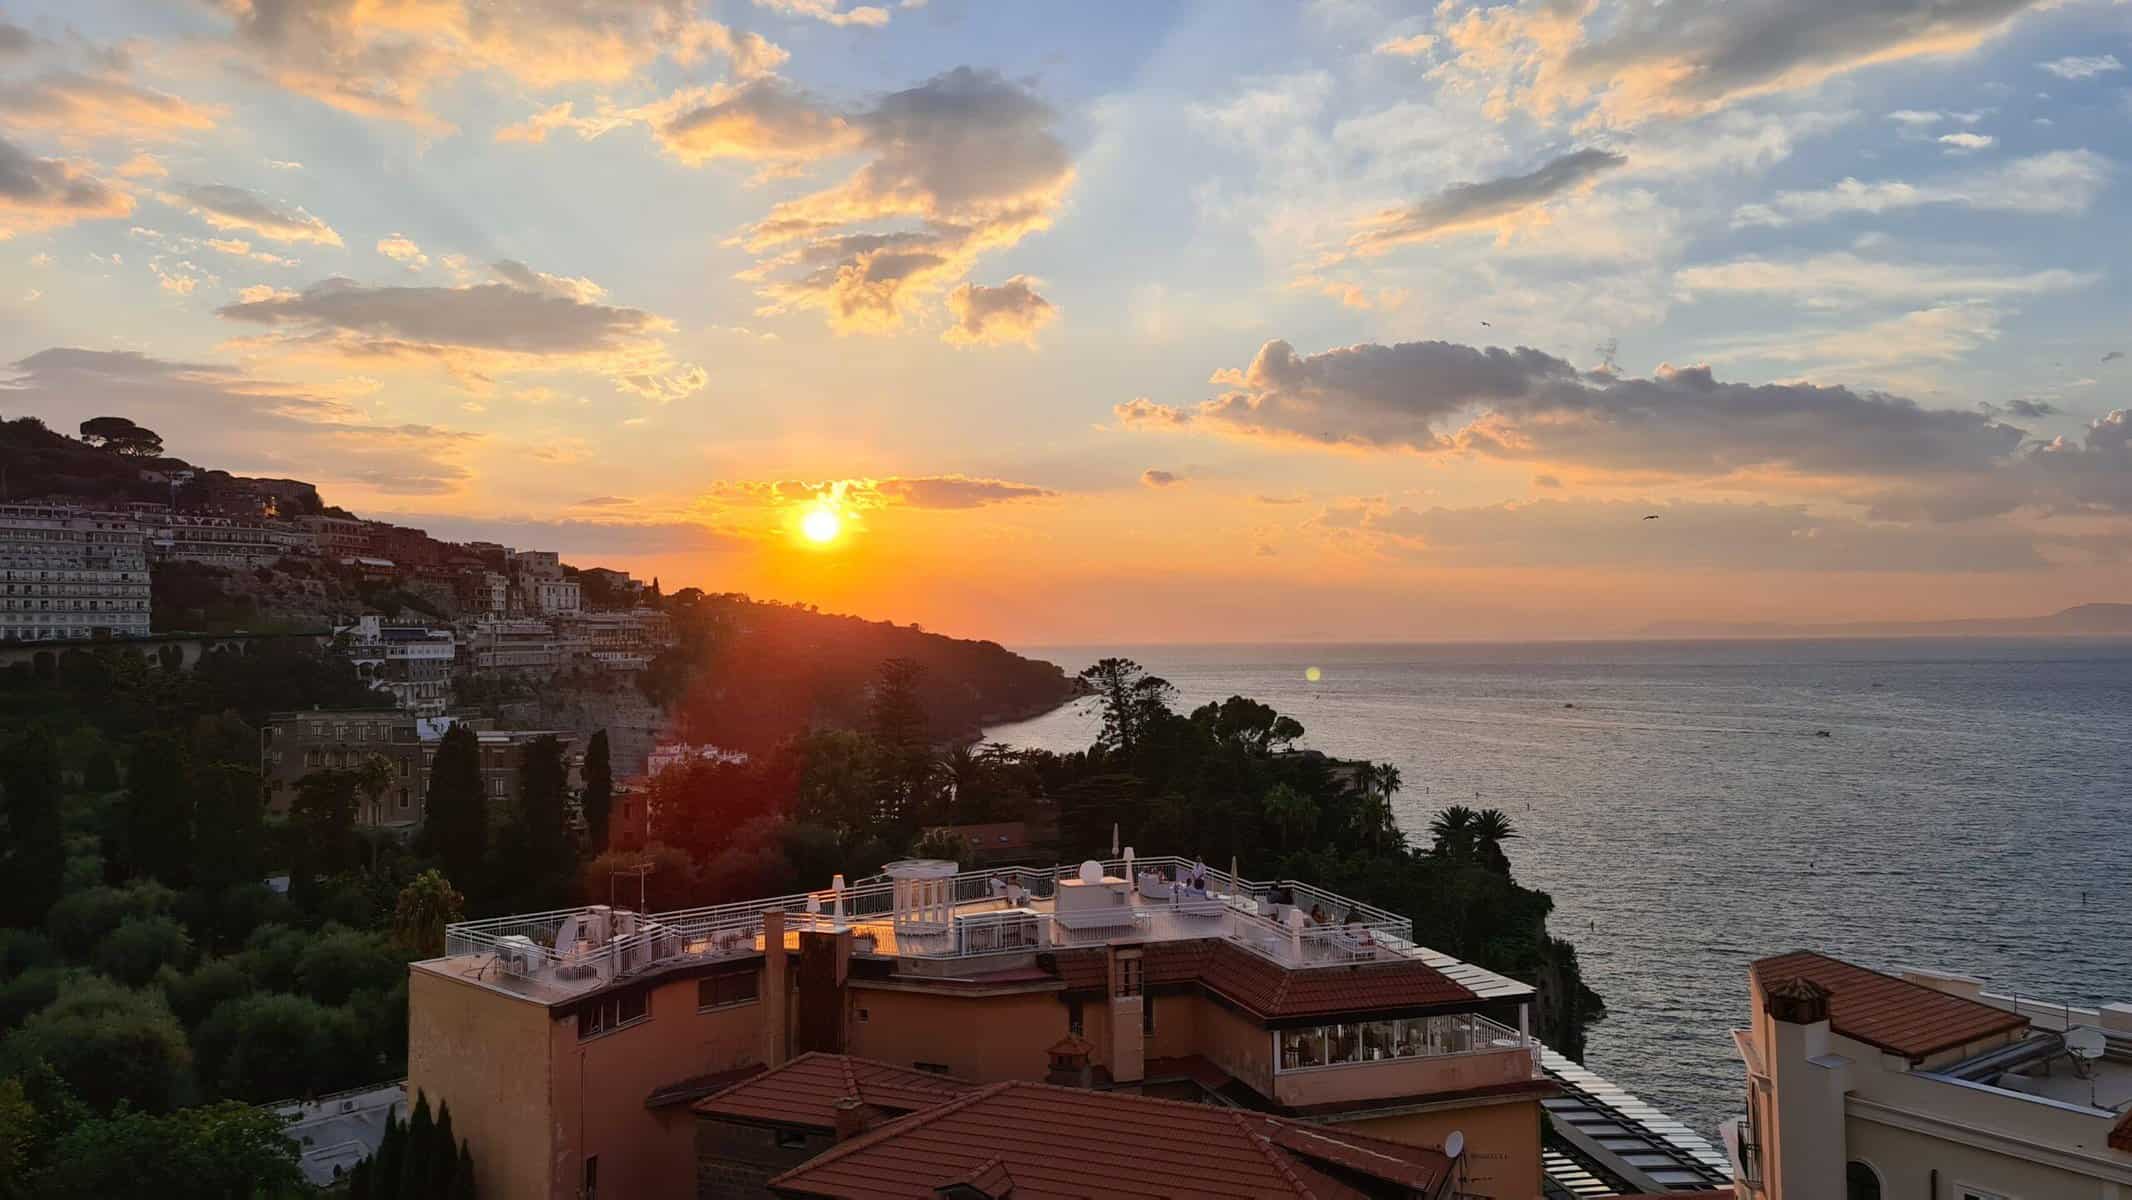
[1479,320,1492,327]
[2105,351,2126,364]
[1642,514,1661,520]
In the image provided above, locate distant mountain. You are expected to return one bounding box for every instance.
[1639,603,2132,639]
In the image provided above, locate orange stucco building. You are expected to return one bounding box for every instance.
[408,855,1562,1199]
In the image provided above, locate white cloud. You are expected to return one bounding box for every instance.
[1732,149,2110,226]
[2038,54,2123,81]
[1938,131,1996,153]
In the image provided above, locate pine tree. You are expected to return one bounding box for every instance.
[400,1092,434,1200]
[374,1110,405,1200]
[581,730,613,851]
[348,1158,373,1200]
[420,724,487,891]
[430,1102,457,1197]
[0,725,65,929]
[452,1141,476,1200]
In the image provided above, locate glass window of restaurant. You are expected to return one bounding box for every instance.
[1276,1013,1495,1072]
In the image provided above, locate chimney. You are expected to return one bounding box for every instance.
[832,1095,872,1142]
[1046,1035,1095,1088]
[762,911,789,1068]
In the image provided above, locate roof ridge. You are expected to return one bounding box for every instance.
[766,1081,1014,1188]
[1226,1109,1325,1199]
[837,1054,860,1100]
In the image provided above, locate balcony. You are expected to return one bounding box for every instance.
[437,854,1453,1001]
[1271,1012,1543,1107]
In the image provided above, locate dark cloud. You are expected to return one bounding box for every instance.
[2,348,474,495]
[0,68,220,139]
[215,269,701,398]
[0,134,133,233]
[372,513,736,555]
[166,183,339,244]
[1140,469,1183,488]
[656,77,855,165]
[0,23,32,55]
[711,475,1055,511]
[1350,148,1626,252]
[1444,0,2048,125]
[943,276,1056,345]
[1316,497,2049,572]
[2003,399,2056,419]
[873,476,1055,509]
[572,496,635,508]
[1120,338,2027,481]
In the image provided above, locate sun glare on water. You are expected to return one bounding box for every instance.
[802,508,842,544]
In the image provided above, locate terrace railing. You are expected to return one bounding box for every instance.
[442,854,1418,988]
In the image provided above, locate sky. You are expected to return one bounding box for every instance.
[2,0,2129,643]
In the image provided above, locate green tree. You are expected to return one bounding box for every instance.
[42,1101,303,1199]
[92,916,193,987]
[121,732,195,887]
[430,1101,458,1197]
[1471,807,1519,874]
[77,416,165,457]
[496,736,572,912]
[392,870,466,960]
[373,1110,404,1200]
[44,882,175,958]
[0,726,65,928]
[868,658,930,754]
[192,991,364,1101]
[1261,782,1317,852]
[293,927,401,1006]
[581,730,613,851]
[453,1139,475,1200]
[1427,804,1478,863]
[419,725,486,889]
[0,977,192,1113]
[288,769,361,909]
[159,957,255,1029]
[1077,658,1177,753]
[399,1092,434,1199]
[190,764,266,895]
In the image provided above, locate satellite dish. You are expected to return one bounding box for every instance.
[2066,1027,2106,1061]
[1444,1130,1464,1160]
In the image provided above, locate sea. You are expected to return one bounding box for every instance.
[983,637,2132,1138]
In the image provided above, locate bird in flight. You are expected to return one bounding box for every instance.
[1642,514,1661,520]
[1479,320,1492,327]
[2105,350,2126,363]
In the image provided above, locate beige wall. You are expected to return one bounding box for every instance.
[1846,1115,2120,1200]
[549,973,766,1200]
[1342,1097,1544,1200]
[846,986,1066,1082]
[1274,1044,1536,1109]
[1195,996,1276,1098]
[408,967,556,1200]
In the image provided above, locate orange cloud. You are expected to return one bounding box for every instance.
[0,136,134,238]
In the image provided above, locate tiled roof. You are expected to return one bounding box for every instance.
[2111,1110,2132,1153]
[1050,939,1477,1020]
[694,1052,973,1129]
[1751,952,2029,1061]
[767,1079,1453,1200]
[645,1063,766,1109]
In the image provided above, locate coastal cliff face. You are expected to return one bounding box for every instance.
[1532,928,1605,1060]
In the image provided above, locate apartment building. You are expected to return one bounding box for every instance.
[409,854,1568,1200]
[1727,950,2132,1198]
[299,515,374,558]
[529,576,581,616]
[259,710,580,828]
[343,615,456,715]
[467,618,563,672]
[150,513,309,567]
[0,503,152,642]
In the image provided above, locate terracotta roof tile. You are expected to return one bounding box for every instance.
[767,1078,1453,1200]
[2111,1110,2132,1153]
[694,1052,973,1129]
[1751,952,2029,1061]
[1050,940,1477,1020]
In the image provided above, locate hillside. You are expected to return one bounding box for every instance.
[648,594,1080,753]
[1640,603,2132,639]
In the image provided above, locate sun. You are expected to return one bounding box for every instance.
[802,508,842,544]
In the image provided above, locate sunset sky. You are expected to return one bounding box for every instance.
[3,0,2129,642]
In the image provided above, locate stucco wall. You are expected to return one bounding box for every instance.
[1273,1044,1536,1108]
[407,966,556,1200]
[846,985,1066,1081]
[1340,1097,1543,1200]
[549,972,767,1200]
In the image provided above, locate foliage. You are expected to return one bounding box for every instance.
[92,916,193,987]
[120,733,195,887]
[359,1090,473,1200]
[41,1100,304,1198]
[418,725,486,892]
[1078,658,1177,752]
[581,729,613,851]
[0,727,66,928]
[493,736,573,913]
[0,976,192,1113]
[392,871,466,959]
[76,416,164,457]
[192,991,367,1101]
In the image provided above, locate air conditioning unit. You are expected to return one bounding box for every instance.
[496,934,540,975]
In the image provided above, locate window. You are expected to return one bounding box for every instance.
[913,1062,951,1075]
[1845,1162,1883,1200]
[774,1129,809,1149]
[698,970,759,1010]
[578,990,650,1039]
[582,1155,598,1199]
[1115,955,1142,998]
[1142,994,1156,1035]
[1067,997,1083,1036]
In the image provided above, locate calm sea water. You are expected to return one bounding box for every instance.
[985,638,2132,1137]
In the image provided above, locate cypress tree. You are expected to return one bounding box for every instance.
[374,1110,405,1200]
[421,724,487,889]
[349,1158,373,1200]
[504,736,573,909]
[400,1092,434,1199]
[430,1101,457,1197]
[452,1141,476,1200]
[0,725,65,929]
[581,730,613,851]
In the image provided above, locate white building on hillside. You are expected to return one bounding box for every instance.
[0,504,152,641]
[343,614,456,715]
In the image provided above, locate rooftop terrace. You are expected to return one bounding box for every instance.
[432,854,1533,1006]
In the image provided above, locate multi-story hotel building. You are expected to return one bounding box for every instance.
[0,503,152,642]
[149,512,310,567]
[260,709,579,828]
[343,615,457,716]
[409,854,1589,1199]
[1727,950,2132,1198]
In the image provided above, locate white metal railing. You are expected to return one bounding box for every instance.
[1274,1012,1539,1076]
[442,854,1419,989]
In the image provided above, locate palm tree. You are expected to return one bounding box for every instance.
[1472,808,1519,874]
[1427,804,1477,862]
